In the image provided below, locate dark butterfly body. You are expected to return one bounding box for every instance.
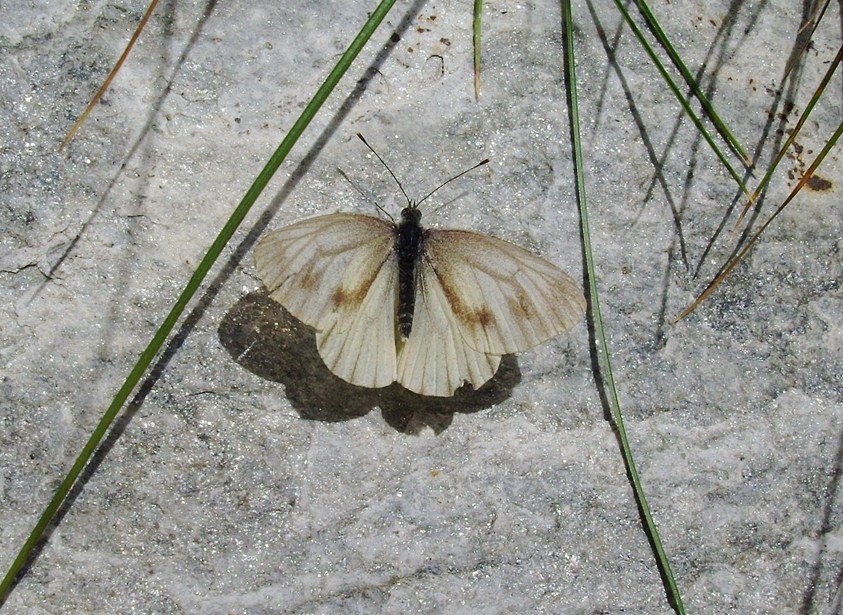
[395,205,424,339]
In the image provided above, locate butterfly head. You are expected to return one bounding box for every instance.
[400,202,422,226]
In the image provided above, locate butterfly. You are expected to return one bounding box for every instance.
[253,135,586,397]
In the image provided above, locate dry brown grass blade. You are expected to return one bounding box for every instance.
[676,117,842,322]
[59,0,160,150]
[733,45,841,232]
[784,0,830,81]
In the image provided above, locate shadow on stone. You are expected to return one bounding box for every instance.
[218,291,521,434]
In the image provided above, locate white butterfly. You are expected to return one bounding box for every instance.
[254,138,585,397]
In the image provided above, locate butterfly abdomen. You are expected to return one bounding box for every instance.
[396,206,424,339]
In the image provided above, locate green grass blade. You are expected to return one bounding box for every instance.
[473,0,483,100]
[612,0,750,198]
[562,2,685,613]
[632,0,749,164]
[0,0,398,600]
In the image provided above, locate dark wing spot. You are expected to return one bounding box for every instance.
[434,263,496,330]
[331,287,349,307]
[331,284,368,310]
[469,306,494,328]
[508,289,535,320]
[330,265,384,310]
[440,282,494,326]
[299,265,322,291]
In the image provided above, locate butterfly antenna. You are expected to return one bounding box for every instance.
[416,158,490,208]
[338,167,394,222]
[357,133,413,206]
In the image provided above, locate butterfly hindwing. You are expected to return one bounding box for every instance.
[315,248,399,389]
[396,262,500,396]
[422,229,586,356]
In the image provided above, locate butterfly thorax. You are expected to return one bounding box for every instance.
[396,205,424,339]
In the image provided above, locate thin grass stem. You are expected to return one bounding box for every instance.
[60,0,160,150]
[473,0,483,100]
[562,1,685,612]
[613,0,750,198]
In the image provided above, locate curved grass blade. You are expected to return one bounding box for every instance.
[632,0,749,164]
[59,0,160,150]
[0,0,399,600]
[676,117,843,322]
[733,45,841,230]
[612,0,750,199]
[562,2,685,613]
[473,0,483,100]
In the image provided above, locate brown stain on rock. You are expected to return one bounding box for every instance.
[806,174,833,192]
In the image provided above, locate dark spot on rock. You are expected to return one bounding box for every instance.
[806,174,832,192]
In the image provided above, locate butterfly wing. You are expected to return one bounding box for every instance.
[422,229,586,356]
[396,265,501,396]
[254,213,399,389]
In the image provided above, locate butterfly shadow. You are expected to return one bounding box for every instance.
[219,291,521,434]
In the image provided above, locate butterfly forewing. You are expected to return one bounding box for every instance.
[423,229,586,356]
[254,213,394,329]
[254,213,400,388]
